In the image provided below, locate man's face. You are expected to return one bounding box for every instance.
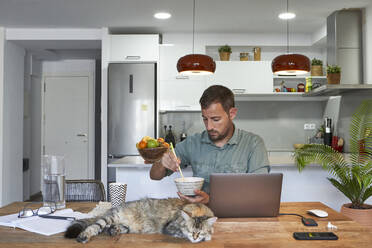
[201,102,237,142]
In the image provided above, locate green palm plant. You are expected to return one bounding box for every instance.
[294,100,372,209]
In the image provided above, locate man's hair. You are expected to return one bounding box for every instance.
[199,85,235,113]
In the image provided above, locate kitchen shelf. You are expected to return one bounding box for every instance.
[234,93,329,101]
[159,109,202,114]
[273,76,326,79]
[159,93,329,112]
[303,84,372,96]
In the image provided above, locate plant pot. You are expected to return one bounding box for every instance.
[311,65,323,76]
[327,73,341,84]
[341,203,372,227]
[219,52,231,61]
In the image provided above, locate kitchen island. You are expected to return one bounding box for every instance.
[108,153,371,211]
[108,153,296,202]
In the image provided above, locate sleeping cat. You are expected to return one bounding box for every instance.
[65,198,217,243]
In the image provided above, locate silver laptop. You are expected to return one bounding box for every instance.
[208,173,283,218]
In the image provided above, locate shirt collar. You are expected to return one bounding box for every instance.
[201,131,213,144]
[227,127,239,145]
[200,126,239,145]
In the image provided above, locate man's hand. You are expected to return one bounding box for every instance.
[177,189,209,204]
[149,150,181,180]
[159,150,180,172]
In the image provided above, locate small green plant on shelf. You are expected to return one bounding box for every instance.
[218,45,232,53]
[311,58,323,66]
[327,65,341,74]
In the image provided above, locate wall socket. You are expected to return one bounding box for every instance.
[304,123,316,130]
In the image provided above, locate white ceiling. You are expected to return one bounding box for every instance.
[0,0,371,34]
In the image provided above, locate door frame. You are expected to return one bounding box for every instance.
[41,72,95,179]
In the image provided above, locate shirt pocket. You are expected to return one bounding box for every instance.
[226,162,246,173]
[192,162,213,183]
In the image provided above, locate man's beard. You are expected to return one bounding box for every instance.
[208,129,229,142]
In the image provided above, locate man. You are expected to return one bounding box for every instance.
[150,85,270,204]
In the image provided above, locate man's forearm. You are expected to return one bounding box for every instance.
[149,160,167,180]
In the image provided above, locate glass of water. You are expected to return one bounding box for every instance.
[42,155,66,209]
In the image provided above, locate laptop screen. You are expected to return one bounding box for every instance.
[208,173,283,218]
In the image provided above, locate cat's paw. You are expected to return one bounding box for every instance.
[108,225,121,236]
[108,224,129,236]
[76,233,90,243]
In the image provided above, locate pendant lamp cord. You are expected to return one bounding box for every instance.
[192,0,195,54]
[286,0,289,54]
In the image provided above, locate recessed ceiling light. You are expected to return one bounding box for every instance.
[154,12,171,19]
[278,12,296,20]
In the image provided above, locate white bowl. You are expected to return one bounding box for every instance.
[174,177,204,196]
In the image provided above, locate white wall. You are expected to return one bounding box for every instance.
[23,53,43,198]
[43,59,96,74]
[363,4,372,84]
[0,27,4,206]
[101,28,109,193]
[0,39,25,206]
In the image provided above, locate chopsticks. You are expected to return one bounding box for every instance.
[170,142,184,179]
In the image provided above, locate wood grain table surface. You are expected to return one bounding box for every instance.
[0,201,371,248]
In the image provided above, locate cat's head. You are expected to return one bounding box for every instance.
[180,206,217,243]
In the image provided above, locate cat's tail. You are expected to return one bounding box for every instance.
[64,218,96,238]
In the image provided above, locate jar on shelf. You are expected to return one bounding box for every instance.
[253,47,261,61]
[297,83,305,92]
[239,52,249,61]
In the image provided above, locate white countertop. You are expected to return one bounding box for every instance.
[108,152,298,168]
[108,156,151,168]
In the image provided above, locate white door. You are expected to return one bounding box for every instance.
[43,76,90,179]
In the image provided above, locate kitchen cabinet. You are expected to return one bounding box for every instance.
[159,43,211,111]
[110,34,159,62]
[206,61,273,94]
[159,77,208,111]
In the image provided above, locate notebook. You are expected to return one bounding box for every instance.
[208,173,283,218]
[0,209,91,236]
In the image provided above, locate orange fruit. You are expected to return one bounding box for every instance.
[162,142,170,148]
[142,136,152,142]
[157,138,164,143]
[138,140,147,149]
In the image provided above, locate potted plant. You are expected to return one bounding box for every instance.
[293,100,372,226]
[326,65,341,84]
[311,58,323,76]
[218,45,232,61]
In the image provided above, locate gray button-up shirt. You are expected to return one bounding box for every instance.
[168,127,270,193]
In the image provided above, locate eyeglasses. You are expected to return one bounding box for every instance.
[18,202,56,218]
[18,203,75,221]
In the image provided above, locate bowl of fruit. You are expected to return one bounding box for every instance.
[136,136,170,163]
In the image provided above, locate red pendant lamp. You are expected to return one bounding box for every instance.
[177,0,216,75]
[272,0,310,75]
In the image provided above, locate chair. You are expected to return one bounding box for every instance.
[65,179,106,202]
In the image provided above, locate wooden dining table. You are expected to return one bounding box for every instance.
[0,201,371,248]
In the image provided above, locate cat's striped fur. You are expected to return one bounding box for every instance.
[65,198,217,243]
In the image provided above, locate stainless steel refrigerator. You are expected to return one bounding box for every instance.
[108,63,157,158]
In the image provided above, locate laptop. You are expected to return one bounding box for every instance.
[208,173,283,218]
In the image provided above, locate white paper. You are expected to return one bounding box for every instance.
[0,208,92,236]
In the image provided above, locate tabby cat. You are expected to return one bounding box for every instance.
[65,198,217,243]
